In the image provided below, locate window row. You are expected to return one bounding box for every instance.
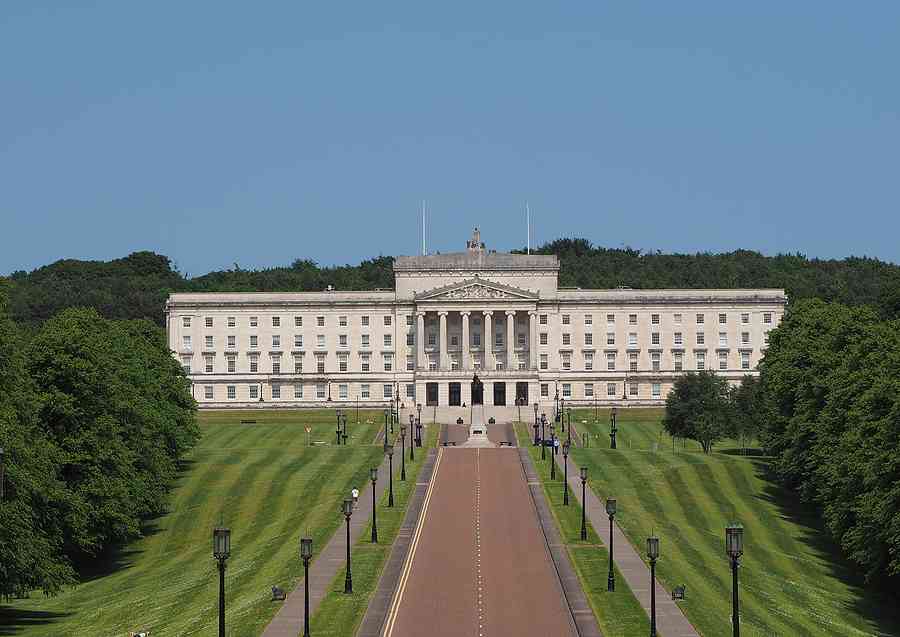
[539,350,754,372]
[207,382,405,401]
[543,330,768,347]
[539,382,666,399]
[541,312,776,326]
[180,333,394,351]
[182,314,401,329]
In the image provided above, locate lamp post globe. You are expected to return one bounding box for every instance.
[579,468,588,541]
[647,536,660,637]
[726,524,744,637]
[370,468,378,543]
[212,526,231,637]
[605,498,617,592]
[300,537,313,637]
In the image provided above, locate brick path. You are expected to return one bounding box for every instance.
[555,451,700,637]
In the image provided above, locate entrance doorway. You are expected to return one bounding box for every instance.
[516,382,529,405]
[449,382,461,406]
[493,382,506,406]
[426,382,439,406]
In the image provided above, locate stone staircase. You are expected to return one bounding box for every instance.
[401,405,525,425]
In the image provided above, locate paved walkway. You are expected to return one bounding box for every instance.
[262,444,394,637]
[555,452,700,637]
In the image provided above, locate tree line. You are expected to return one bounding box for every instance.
[663,299,900,591]
[4,240,900,327]
[0,286,198,598]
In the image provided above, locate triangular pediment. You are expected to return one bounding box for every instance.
[415,277,537,301]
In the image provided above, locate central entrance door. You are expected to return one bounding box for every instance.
[516,382,528,405]
[471,375,484,405]
[426,382,439,406]
[449,382,461,406]
[493,382,506,406]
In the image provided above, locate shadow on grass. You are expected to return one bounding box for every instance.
[752,459,900,636]
[0,609,73,635]
[717,447,768,457]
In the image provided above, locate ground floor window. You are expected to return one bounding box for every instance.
[607,382,616,397]
[629,382,638,397]
[562,383,571,398]
[541,383,549,398]
[361,383,370,399]
[406,384,415,399]
[249,385,259,399]
[741,351,751,370]
[227,385,236,400]
[316,383,326,399]
[205,385,214,399]
[294,384,303,399]
[272,384,281,399]
[584,383,594,398]
[383,384,393,399]
[339,383,348,399]
[651,383,661,399]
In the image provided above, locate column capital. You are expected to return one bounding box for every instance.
[416,310,427,317]
[505,310,517,317]
[482,310,493,317]
[528,310,538,317]
[437,311,448,317]
[460,311,471,317]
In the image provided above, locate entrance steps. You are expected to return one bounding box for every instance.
[401,405,524,425]
[461,423,495,448]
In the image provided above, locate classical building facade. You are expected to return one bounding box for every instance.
[166,229,786,409]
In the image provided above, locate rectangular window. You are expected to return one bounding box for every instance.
[585,383,594,397]
[628,332,638,347]
[181,356,191,374]
[272,335,281,349]
[406,383,415,399]
[629,313,638,325]
[317,334,326,348]
[517,332,526,347]
[651,332,660,346]
[205,316,213,328]
[361,315,369,327]
[361,334,370,348]
[651,314,660,325]
[249,357,258,373]
[272,358,282,374]
[338,384,348,399]
[652,383,661,399]
[183,335,192,350]
[674,313,682,324]
[696,313,704,325]
[473,333,481,346]
[450,335,458,346]
[629,352,638,372]
[406,356,415,371]
[317,316,325,327]
[562,383,572,398]
[249,385,259,400]
[383,384,393,399]
[741,351,751,370]
[763,312,772,324]
[607,383,617,397]
[316,356,325,374]
[249,316,258,328]
[741,332,750,345]
[227,385,236,400]
[719,313,727,324]
[228,357,236,373]
[741,313,750,324]
[697,332,705,345]
[540,354,548,370]
[607,314,615,325]
[406,315,414,326]
[338,354,348,372]
[205,356,214,373]
[294,358,303,374]
[719,332,727,347]
[495,331,503,347]
[562,333,571,346]
[697,352,706,370]
[205,385,214,399]
[428,333,436,346]
[584,352,593,371]
[562,353,571,370]
[227,335,236,349]
[294,384,303,399]
[674,332,683,346]
[205,335,214,349]
[272,316,280,327]
[719,351,728,370]
[539,314,548,325]
[339,316,347,327]
[361,355,370,372]
[607,332,615,345]
[182,316,192,328]
[250,335,258,349]
[629,383,638,397]
[295,316,302,327]
[674,352,683,372]
[451,357,459,371]
[383,315,392,326]
[316,384,326,399]
[383,354,393,372]
[407,332,415,346]
[360,384,370,399]
[584,333,593,346]
[540,332,548,346]
[384,334,392,348]
[607,352,616,370]
[541,383,549,398]
[294,334,303,348]
[270,384,280,400]
[651,352,661,372]
[584,314,593,325]
[339,334,348,347]
[562,314,570,325]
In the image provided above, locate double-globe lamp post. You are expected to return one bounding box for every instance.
[562,441,570,505]
[343,498,353,594]
[606,498,617,592]
[300,536,313,637]
[647,535,659,637]
[727,523,745,637]
[532,403,540,445]
[370,467,378,543]
[580,467,588,541]
[408,415,415,461]
[212,526,231,637]
[386,444,395,507]
[400,425,407,481]
[416,403,423,446]
[610,407,618,449]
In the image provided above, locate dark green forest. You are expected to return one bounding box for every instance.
[5,239,900,327]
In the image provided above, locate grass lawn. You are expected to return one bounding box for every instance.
[2,409,387,637]
[513,423,649,637]
[568,407,900,637]
[310,426,438,636]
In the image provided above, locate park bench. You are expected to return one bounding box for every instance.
[672,584,686,600]
[498,441,512,447]
[240,419,257,424]
[272,585,287,601]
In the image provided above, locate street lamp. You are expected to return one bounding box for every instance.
[606,498,617,591]
[549,425,556,480]
[342,414,348,446]
[212,526,231,637]
[610,407,618,449]
[533,403,540,445]
[342,498,353,594]
[540,413,547,460]
[408,414,415,461]
[726,523,744,637]
[400,425,407,481]
[566,407,572,444]
[370,468,378,543]
[383,409,389,453]
[300,537,313,637]
[580,468,588,541]
[561,402,567,433]
[562,441,570,505]
[648,535,660,637]
[554,387,560,422]
[386,444,395,507]
[416,403,423,447]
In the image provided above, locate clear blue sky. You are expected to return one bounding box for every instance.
[2,3,899,276]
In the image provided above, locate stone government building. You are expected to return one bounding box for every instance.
[166,229,786,409]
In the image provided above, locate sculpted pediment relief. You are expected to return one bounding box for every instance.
[416,277,537,301]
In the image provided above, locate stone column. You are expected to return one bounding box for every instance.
[482,311,493,370]
[506,310,516,370]
[529,310,538,370]
[461,311,471,370]
[416,311,426,369]
[438,311,448,370]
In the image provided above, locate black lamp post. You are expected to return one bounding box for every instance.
[554,387,560,422]
[343,498,353,593]
[300,536,313,637]
[383,409,389,452]
[400,425,407,481]
[408,414,415,461]
[549,425,556,480]
[562,441,570,505]
[533,403,540,445]
[606,497,617,591]
[579,468,588,541]
[540,414,547,460]
[212,526,231,637]
[416,403,423,447]
[370,468,378,543]
[386,444,395,507]
[648,535,659,637]
[342,413,348,443]
[610,407,618,449]
[726,524,744,637]
[566,408,572,444]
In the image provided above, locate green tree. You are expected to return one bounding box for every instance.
[728,375,764,453]
[663,371,731,453]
